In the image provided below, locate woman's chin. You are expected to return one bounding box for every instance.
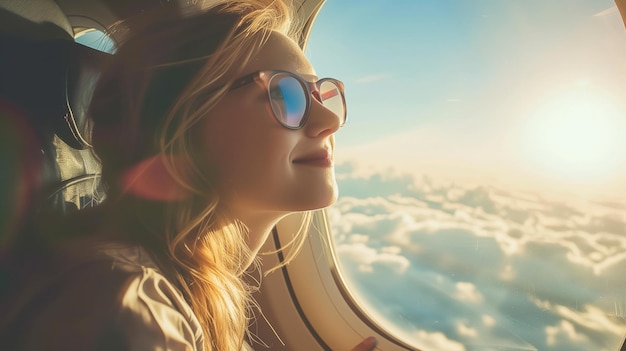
[298,186,338,211]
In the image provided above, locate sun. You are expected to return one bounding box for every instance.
[519,89,624,184]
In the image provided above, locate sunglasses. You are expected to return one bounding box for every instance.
[229,70,347,130]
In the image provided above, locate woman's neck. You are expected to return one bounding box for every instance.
[230,208,290,261]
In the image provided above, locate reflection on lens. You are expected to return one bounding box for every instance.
[271,76,306,128]
[320,80,345,123]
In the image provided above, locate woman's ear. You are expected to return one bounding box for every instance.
[121,154,191,201]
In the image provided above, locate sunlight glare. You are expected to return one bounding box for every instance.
[521,90,623,182]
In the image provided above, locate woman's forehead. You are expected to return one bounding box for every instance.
[244,31,316,77]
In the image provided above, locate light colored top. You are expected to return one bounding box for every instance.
[97,242,206,351]
[2,242,207,351]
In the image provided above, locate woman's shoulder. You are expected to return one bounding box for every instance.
[98,242,206,351]
[1,241,205,351]
[89,240,161,272]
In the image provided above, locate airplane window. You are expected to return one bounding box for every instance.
[307,1,626,350]
[74,28,116,53]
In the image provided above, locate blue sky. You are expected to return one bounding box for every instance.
[307,0,626,198]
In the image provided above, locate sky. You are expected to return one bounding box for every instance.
[306,1,626,350]
[75,29,116,53]
[306,0,626,199]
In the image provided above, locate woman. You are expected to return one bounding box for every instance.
[1,1,377,350]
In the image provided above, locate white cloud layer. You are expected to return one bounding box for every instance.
[330,162,626,350]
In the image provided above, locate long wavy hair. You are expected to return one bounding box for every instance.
[89,1,307,350]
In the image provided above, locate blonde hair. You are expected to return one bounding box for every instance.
[89,1,307,350]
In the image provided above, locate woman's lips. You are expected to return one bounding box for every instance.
[293,150,333,167]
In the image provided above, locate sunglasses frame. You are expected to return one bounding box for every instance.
[229,70,347,130]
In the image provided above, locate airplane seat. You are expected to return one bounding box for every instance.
[0,0,108,254]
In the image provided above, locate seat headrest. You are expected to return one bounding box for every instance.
[0,2,108,250]
[0,34,68,141]
[0,0,112,149]
[64,42,112,149]
[0,0,72,40]
[0,34,111,150]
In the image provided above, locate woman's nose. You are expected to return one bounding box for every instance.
[304,97,342,137]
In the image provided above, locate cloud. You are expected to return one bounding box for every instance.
[355,73,389,83]
[482,314,496,327]
[456,321,478,338]
[412,330,466,351]
[335,241,410,274]
[328,162,626,350]
[545,321,589,348]
[553,304,626,336]
[593,6,618,17]
[334,163,626,275]
[453,282,483,304]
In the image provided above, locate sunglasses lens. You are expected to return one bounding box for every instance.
[319,80,345,124]
[269,75,306,128]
